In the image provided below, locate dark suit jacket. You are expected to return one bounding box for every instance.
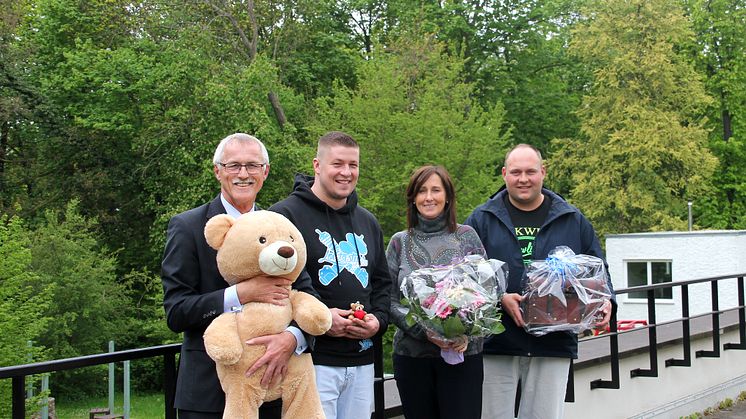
[161,195,317,412]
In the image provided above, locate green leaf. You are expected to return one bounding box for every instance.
[442,315,466,339]
[490,321,506,335]
[405,311,416,328]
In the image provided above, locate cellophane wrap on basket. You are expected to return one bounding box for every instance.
[521,246,611,336]
[400,255,508,344]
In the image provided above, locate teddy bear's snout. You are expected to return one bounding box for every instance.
[258,241,299,276]
[277,246,295,259]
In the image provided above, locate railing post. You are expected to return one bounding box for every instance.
[164,350,177,419]
[372,335,384,419]
[590,311,620,390]
[666,284,691,366]
[631,290,658,377]
[108,340,115,412]
[696,280,720,358]
[41,374,49,419]
[124,360,130,419]
[12,375,25,419]
[725,276,746,350]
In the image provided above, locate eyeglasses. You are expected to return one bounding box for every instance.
[218,162,266,175]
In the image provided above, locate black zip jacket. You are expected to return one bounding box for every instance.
[466,187,615,358]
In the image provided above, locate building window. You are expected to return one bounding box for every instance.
[626,261,673,299]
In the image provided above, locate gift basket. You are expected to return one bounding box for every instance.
[521,246,611,336]
[400,255,508,363]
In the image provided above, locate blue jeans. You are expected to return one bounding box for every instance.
[315,364,374,419]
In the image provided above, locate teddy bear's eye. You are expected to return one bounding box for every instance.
[289,235,295,242]
[259,236,267,244]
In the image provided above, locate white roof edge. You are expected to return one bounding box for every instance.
[606,230,746,239]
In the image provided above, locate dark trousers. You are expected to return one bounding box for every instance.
[393,353,484,419]
[178,399,282,419]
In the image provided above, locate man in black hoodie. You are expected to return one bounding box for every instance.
[270,131,391,419]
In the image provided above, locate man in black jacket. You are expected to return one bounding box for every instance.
[161,133,316,418]
[270,131,391,419]
[466,144,614,419]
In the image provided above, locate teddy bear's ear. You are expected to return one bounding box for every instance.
[204,214,235,250]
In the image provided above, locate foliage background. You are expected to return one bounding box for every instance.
[0,0,744,408]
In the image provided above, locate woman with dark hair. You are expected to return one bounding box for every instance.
[386,165,486,419]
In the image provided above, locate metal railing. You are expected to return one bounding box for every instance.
[3,272,745,418]
[588,273,746,392]
[0,344,180,419]
[0,340,399,419]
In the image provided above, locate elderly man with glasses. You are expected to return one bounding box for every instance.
[161,133,317,419]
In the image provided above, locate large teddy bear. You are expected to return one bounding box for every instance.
[203,210,332,419]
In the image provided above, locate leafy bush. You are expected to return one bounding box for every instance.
[28,201,134,399]
[0,215,52,416]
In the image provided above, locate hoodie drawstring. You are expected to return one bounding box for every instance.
[349,210,362,267]
[324,206,342,278]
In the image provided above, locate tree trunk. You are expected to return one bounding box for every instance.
[0,120,7,207]
[246,0,258,61]
[722,108,732,142]
[204,0,257,62]
[268,92,286,130]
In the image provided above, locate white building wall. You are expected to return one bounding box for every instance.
[605,231,746,323]
[566,328,746,419]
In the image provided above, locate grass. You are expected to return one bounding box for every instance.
[54,392,165,419]
[718,398,734,410]
[680,391,746,419]
[739,391,746,402]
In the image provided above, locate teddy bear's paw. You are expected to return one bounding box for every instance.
[291,293,333,336]
[296,314,332,336]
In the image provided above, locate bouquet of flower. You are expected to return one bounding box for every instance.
[400,255,508,363]
[521,246,612,336]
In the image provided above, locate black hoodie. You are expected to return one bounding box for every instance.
[270,174,391,366]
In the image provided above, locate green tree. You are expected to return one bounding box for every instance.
[12,0,316,272]
[309,36,511,236]
[463,0,587,151]
[8,0,163,274]
[134,44,312,254]
[550,0,717,236]
[684,0,746,228]
[0,0,57,214]
[207,0,361,97]
[29,201,133,399]
[0,214,52,417]
[390,0,587,152]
